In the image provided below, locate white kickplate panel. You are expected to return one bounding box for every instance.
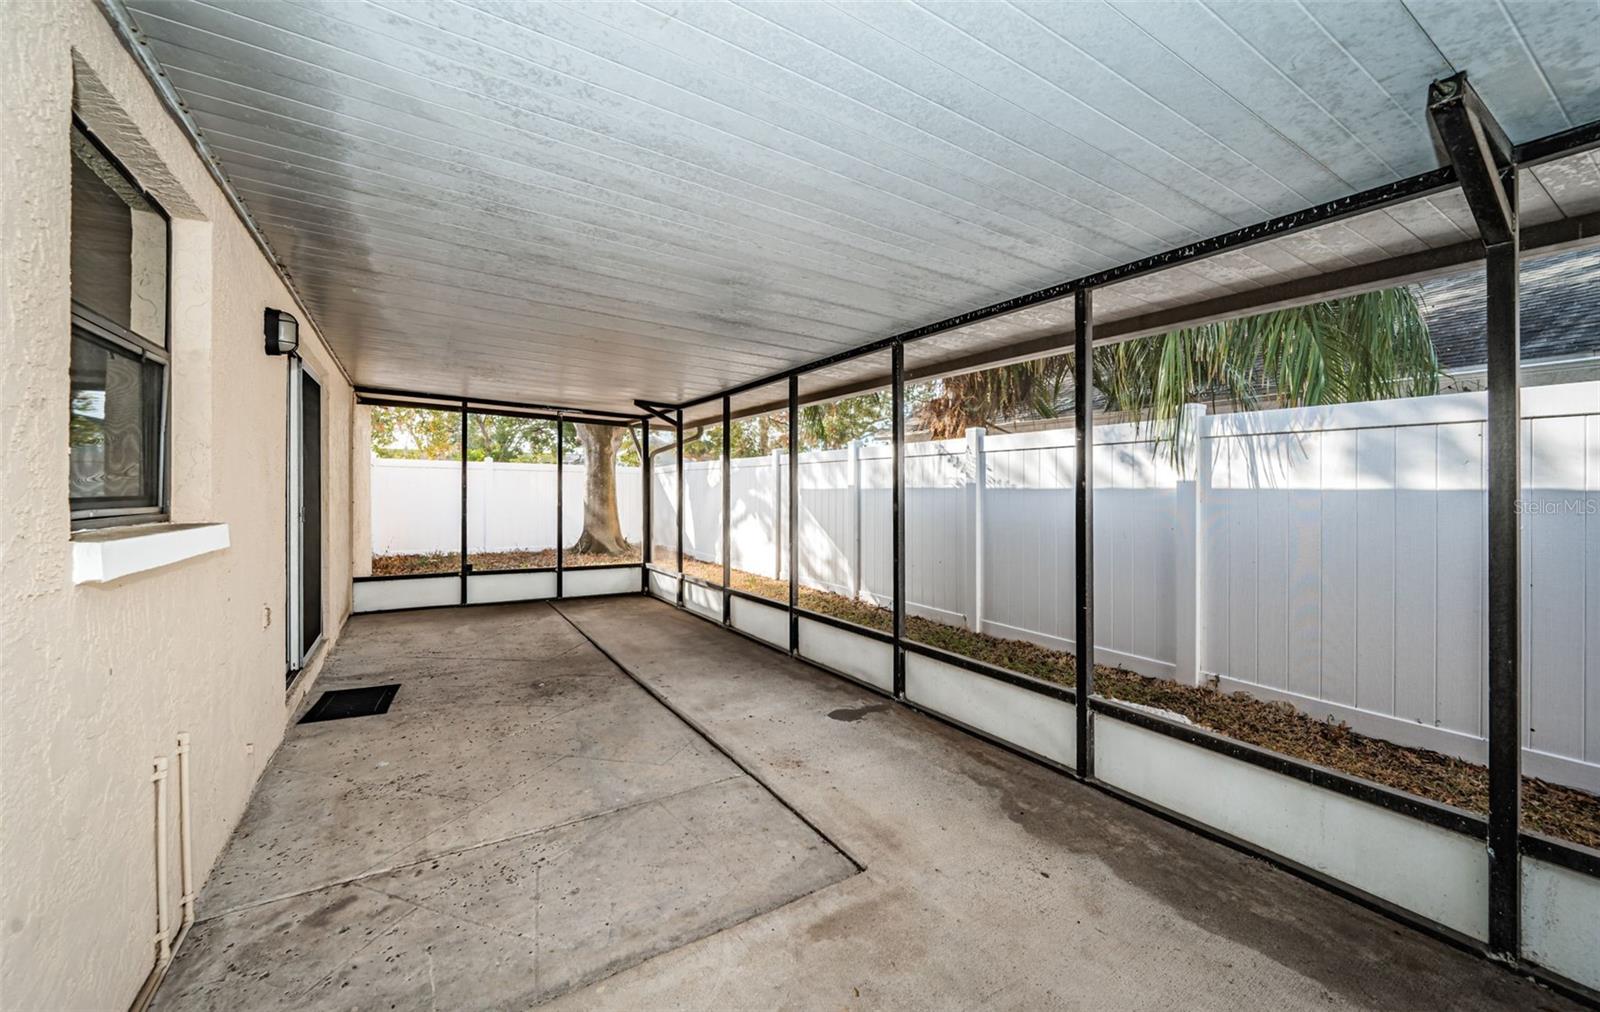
[1522,856,1600,990]
[563,567,639,597]
[731,595,788,648]
[354,576,460,613]
[1095,717,1488,940]
[467,570,556,605]
[683,581,723,621]
[648,570,679,603]
[905,652,1074,768]
[797,617,893,692]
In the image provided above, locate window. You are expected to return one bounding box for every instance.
[901,348,1077,685]
[680,416,724,584]
[1082,271,1506,820]
[727,382,790,602]
[796,354,895,633]
[467,411,557,571]
[368,405,463,575]
[649,424,680,570]
[69,122,170,525]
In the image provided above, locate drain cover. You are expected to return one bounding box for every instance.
[299,684,399,724]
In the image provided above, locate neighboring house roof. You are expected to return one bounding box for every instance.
[1417,244,1600,374]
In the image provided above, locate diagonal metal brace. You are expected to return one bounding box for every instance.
[633,400,678,425]
[1428,72,1516,245]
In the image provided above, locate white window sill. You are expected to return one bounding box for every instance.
[72,522,229,585]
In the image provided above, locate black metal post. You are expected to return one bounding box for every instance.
[1485,185,1521,956]
[459,401,469,605]
[788,374,799,653]
[891,341,906,698]
[722,395,732,624]
[1073,290,1094,776]
[641,418,651,593]
[1428,72,1521,956]
[555,415,564,599]
[676,408,684,608]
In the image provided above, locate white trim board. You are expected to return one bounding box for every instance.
[72,522,228,584]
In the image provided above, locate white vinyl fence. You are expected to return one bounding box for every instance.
[370,460,642,557]
[663,383,1600,791]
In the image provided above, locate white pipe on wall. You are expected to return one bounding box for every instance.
[175,733,194,930]
[151,757,170,967]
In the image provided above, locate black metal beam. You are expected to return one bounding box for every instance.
[788,374,800,654]
[634,400,678,425]
[676,408,685,607]
[1514,118,1600,168]
[1484,205,1522,958]
[1428,71,1522,959]
[891,341,906,698]
[458,401,469,605]
[555,416,565,600]
[355,384,645,420]
[362,398,627,427]
[641,418,652,592]
[1073,292,1094,776]
[722,395,732,625]
[1429,74,1515,246]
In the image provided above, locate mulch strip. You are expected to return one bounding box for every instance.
[677,558,1600,849]
[371,547,640,576]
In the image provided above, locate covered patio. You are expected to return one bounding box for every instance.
[5,1,1599,1009]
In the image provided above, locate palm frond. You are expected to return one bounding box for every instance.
[912,285,1441,459]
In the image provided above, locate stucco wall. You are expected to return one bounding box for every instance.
[0,3,355,1008]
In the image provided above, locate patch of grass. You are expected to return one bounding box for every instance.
[677,557,1600,849]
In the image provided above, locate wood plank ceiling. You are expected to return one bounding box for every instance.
[121,0,1600,413]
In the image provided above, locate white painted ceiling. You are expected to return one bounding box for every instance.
[120,0,1600,413]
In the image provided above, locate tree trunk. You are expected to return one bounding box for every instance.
[571,423,629,555]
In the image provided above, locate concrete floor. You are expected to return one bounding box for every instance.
[152,603,854,1009]
[158,598,1576,1010]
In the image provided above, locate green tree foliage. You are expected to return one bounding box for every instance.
[799,392,891,448]
[674,390,894,463]
[730,413,788,456]
[70,392,104,448]
[371,408,641,466]
[370,407,465,460]
[916,287,1442,456]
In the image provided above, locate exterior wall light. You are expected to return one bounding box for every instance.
[264,307,299,355]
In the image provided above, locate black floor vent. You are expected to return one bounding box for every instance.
[299,684,399,724]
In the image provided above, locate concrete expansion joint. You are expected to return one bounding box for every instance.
[551,600,867,874]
